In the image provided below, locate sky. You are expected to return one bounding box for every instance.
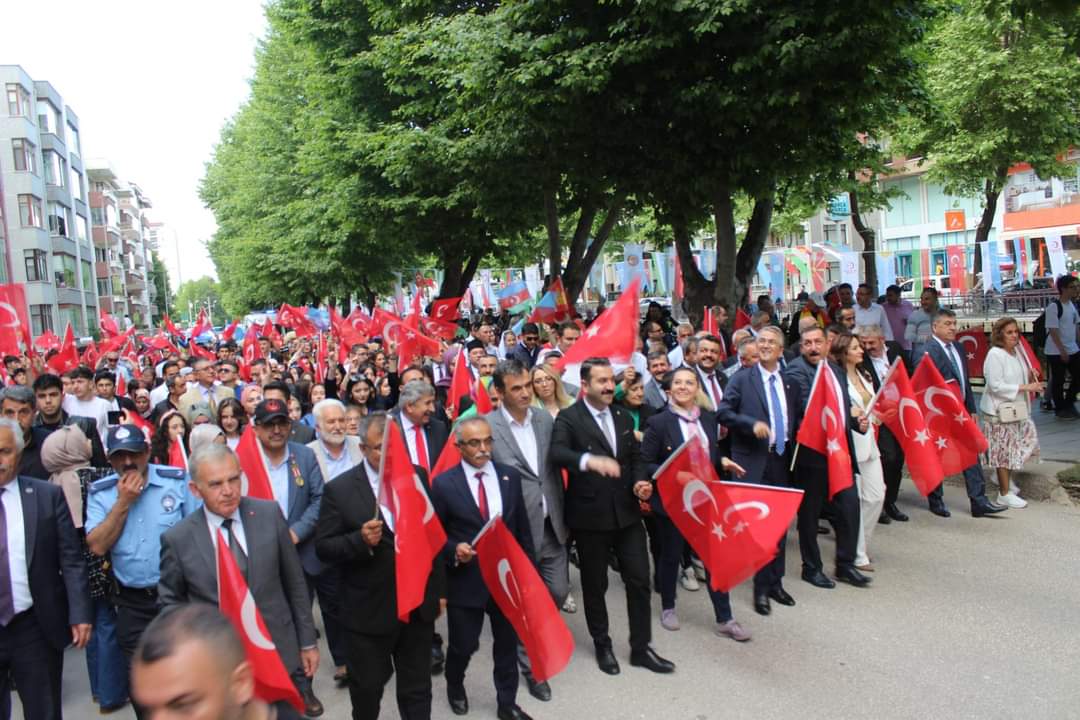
[2,0,268,289]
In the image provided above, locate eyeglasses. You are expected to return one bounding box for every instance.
[459,437,494,449]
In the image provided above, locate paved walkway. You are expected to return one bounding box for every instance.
[1028,403,1080,464]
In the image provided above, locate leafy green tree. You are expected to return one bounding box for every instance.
[147,250,172,319]
[174,277,227,326]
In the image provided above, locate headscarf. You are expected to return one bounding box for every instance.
[40,425,93,528]
[189,423,225,455]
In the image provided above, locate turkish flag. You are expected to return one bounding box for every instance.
[397,326,442,370]
[955,329,989,378]
[420,316,458,341]
[554,283,639,372]
[430,297,462,324]
[378,423,446,621]
[474,515,574,682]
[216,529,304,710]
[655,436,804,592]
[124,408,154,439]
[46,324,79,374]
[189,342,215,361]
[911,357,988,476]
[1018,335,1041,380]
[116,373,127,398]
[120,337,140,367]
[0,284,29,356]
[190,309,212,339]
[146,333,180,355]
[277,304,317,338]
[82,339,100,370]
[946,245,967,293]
[703,306,719,336]
[473,376,494,415]
[260,319,282,348]
[794,360,854,499]
[447,348,473,421]
[221,319,240,342]
[35,329,61,351]
[235,425,275,501]
[734,307,751,330]
[344,307,372,339]
[99,309,121,338]
[162,313,182,338]
[868,359,944,495]
[167,437,188,470]
[371,308,403,343]
[430,438,461,480]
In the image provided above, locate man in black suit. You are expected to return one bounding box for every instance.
[430,417,535,720]
[856,325,909,523]
[0,417,92,719]
[391,379,451,673]
[550,357,674,676]
[506,323,542,369]
[695,335,728,411]
[910,309,1006,517]
[716,326,799,615]
[784,326,872,591]
[316,412,446,720]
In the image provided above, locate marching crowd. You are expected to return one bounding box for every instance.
[0,273,1077,720]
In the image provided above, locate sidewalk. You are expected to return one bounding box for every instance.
[1029,403,1080,464]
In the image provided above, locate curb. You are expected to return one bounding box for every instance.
[941,462,1074,507]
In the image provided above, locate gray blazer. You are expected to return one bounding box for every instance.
[307,436,363,484]
[485,407,568,550]
[157,497,317,674]
[643,379,668,411]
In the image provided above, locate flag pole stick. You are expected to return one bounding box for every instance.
[470,512,501,548]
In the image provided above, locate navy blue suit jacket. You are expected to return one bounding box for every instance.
[430,462,535,609]
[783,356,858,473]
[911,338,977,413]
[641,408,723,516]
[716,366,799,485]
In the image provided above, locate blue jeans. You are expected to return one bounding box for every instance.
[86,598,128,707]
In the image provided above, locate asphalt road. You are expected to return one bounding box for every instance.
[41,481,1080,720]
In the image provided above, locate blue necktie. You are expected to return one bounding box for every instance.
[768,375,785,456]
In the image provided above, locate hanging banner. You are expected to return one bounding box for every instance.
[524,265,543,298]
[672,246,684,299]
[1013,237,1028,284]
[911,250,924,294]
[1046,235,1068,278]
[810,247,829,292]
[946,245,967,293]
[786,248,810,289]
[766,251,785,301]
[839,251,859,288]
[621,244,646,291]
[980,240,1003,293]
[698,249,716,281]
[875,252,897,291]
[651,251,668,295]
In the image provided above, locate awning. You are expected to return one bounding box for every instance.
[997,224,1078,242]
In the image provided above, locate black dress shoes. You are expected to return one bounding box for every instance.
[447,684,469,715]
[497,705,534,720]
[877,512,892,524]
[835,565,872,587]
[768,587,796,606]
[801,568,836,589]
[431,644,445,675]
[595,645,621,675]
[971,501,1008,517]
[524,672,551,701]
[301,687,324,717]
[753,593,771,615]
[629,647,675,673]
[929,503,951,518]
[885,502,909,521]
[817,524,830,535]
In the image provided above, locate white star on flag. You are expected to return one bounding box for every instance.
[935,436,948,449]
[826,439,841,454]
[585,325,600,338]
[914,429,930,446]
[711,523,726,541]
[966,352,975,361]
[953,413,967,424]
[732,520,748,535]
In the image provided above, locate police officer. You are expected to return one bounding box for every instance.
[85,425,197,672]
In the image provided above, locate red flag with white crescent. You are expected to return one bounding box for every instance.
[429,296,462,324]
[216,529,304,711]
[955,329,989,378]
[221,319,240,342]
[474,515,574,682]
[82,339,100,370]
[235,425,275,501]
[553,283,639,372]
[795,360,854,499]
[868,359,943,496]
[378,423,446,621]
[46,324,79,374]
[167,437,188,471]
[99,309,121,339]
[911,356,988,476]
[656,436,804,592]
[447,348,473,421]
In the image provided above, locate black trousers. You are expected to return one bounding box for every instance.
[345,619,434,720]
[115,587,162,720]
[573,522,652,653]
[0,611,63,720]
[307,567,346,668]
[752,452,790,594]
[1048,351,1080,411]
[445,601,519,709]
[795,461,859,572]
[881,447,905,507]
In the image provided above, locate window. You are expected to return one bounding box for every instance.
[66,122,81,157]
[6,84,31,117]
[17,194,43,228]
[90,207,105,225]
[53,253,76,288]
[23,249,48,281]
[30,304,53,336]
[43,150,66,188]
[47,202,70,237]
[97,279,110,296]
[69,165,84,199]
[94,247,107,263]
[81,260,92,289]
[37,100,61,135]
[76,215,89,244]
[11,138,37,173]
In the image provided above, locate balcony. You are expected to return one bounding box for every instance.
[95,261,109,279]
[125,272,146,291]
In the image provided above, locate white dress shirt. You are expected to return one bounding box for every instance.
[869,353,891,383]
[1,484,31,614]
[205,507,249,555]
[363,459,394,531]
[400,414,428,467]
[266,448,291,518]
[758,364,788,444]
[501,406,546,516]
[579,400,618,471]
[462,461,503,519]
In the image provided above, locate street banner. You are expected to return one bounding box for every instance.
[1046,235,1068,278]
[980,240,1003,292]
[840,251,859,288]
[1013,237,1028,284]
[875,251,897,291]
[621,244,645,291]
[524,265,543,298]
[766,251,785,301]
[946,245,967,292]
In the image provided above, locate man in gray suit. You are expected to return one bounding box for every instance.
[158,444,321,715]
[643,350,670,411]
[486,358,568,703]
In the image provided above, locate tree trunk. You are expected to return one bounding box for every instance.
[673,213,712,328]
[563,193,626,303]
[848,183,878,293]
[972,169,1006,276]
[731,194,775,310]
[436,252,481,299]
[544,186,561,281]
[712,187,737,313]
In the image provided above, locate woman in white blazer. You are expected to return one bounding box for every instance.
[980,317,1045,508]
[830,333,885,572]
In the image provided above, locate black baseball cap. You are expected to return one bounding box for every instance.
[254,399,290,425]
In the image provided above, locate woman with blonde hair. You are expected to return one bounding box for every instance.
[981,316,1045,508]
[531,363,573,418]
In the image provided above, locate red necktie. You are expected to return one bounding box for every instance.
[474,472,489,521]
[413,424,429,471]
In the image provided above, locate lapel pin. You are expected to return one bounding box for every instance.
[25,486,33,493]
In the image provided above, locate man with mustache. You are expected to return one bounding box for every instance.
[85,424,197,680]
[550,358,674,677]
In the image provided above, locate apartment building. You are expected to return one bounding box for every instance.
[0,65,98,336]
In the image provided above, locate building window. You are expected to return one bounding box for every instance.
[42,150,66,188]
[17,195,43,228]
[81,260,92,289]
[69,165,84,199]
[23,249,48,281]
[66,122,81,157]
[29,304,53,336]
[94,247,107,263]
[90,207,105,225]
[97,279,110,296]
[76,216,89,244]
[37,100,61,136]
[47,202,70,237]
[53,253,76,288]
[11,138,37,173]
[5,84,31,117]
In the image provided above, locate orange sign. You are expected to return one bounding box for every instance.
[945,210,966,232]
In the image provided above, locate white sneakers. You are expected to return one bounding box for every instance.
[660,608,680,631]
[998,492,1027,509]
[680,567,700,591]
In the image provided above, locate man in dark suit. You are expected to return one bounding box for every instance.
[316,411,446,720]
[250,398,326,715]
[487,359,568,702]
[695,335,728,411]
[506,323,542,369]
[390,379,450,673]
[0,417,91,719]
[430,417,535,720]
[716,326,800,615]
[783,326,872,591]
[856,325,909,523]
[910,309,1006,517]
[550,357,674,676]
[158,443,319,711]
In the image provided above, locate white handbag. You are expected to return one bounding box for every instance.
[997,400,1029,423]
